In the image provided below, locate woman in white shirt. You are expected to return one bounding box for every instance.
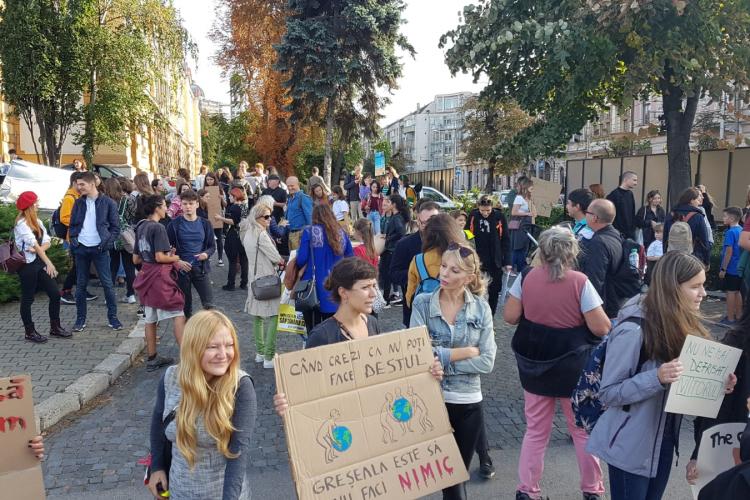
[13,191,71,343]
[331,186,350,233]
[510,177,537,273]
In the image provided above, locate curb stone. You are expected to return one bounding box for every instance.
[34,318,147,432]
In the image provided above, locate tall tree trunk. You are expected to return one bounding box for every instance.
[323,97,334,187]
[660,70,699,206]
[484,158,496,192]
[83,66,97,168]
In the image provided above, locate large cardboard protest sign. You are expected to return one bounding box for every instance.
[206,186,224,229]
[664,336,742,418]
[691,422,745,499]
[0,375,46,499]
[275,327,469,500]
[530,177,562,218]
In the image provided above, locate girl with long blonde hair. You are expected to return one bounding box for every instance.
[410,243,496,499]
[148,310,256,500]
[13,191,71,343]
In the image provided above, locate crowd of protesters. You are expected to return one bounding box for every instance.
[12,161,750,500]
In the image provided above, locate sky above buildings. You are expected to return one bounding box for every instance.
[175,0,486,126]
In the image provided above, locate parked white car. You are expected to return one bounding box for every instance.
[419,186,457,210]
[0,160,72,210]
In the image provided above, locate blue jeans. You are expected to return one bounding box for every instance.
[74,245,118,323]
[608,415,676,500]
[512,248,528,273]
[368,211,381,235]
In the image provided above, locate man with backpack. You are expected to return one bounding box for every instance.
[580,199,636,318]
[468,195,511,315]
[55,171,97,305]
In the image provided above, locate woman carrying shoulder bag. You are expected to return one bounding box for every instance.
[148,310,256,500]
[242,203,283,370]
[14,191,71,343]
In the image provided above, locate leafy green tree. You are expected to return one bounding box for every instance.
[74,0,192,167]
[441,0,750,201]
[274,0,413,188]
[201,112,259,170]
[461,97,533,191]
[0,0,85,166]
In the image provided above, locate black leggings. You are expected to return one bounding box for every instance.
[443,402,484,500]
[224,231,248,287]
[214,228,224,260]
[379,250,394,300]
[302,308,334,334]
[19,258,61,326]
[109,249,136,296]
[485,264,503,316]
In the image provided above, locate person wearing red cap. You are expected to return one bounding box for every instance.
[14,191,72,342]
[214,186,249,291]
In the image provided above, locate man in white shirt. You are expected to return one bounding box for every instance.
[67,172,122,332]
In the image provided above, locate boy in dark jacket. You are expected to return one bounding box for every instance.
[468,195,511,315]
[133,194,186,372]
[167,189,215,318]
[606,171,638,240]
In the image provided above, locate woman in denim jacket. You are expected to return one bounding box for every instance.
[410,242,497,500]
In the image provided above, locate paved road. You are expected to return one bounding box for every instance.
[41,262,726,499]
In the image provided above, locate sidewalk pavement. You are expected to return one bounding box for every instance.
[0,279,145,432]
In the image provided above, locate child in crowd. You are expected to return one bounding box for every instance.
[645,223,664,285]
[720,206,743,325]
[132,194,186,372]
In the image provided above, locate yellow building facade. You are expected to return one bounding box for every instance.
[13,70,202,178]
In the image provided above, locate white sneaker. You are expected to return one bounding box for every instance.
[217,259,224,267]
[263,359,274,369]
[255,354,264,363]
[126,295,136,304]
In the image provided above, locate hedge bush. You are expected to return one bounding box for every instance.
[0,203,71,303]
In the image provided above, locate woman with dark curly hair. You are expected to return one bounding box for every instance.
[380,194,410,305]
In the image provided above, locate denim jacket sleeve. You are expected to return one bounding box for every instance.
[450,299,497,375]
[598,322,665,408]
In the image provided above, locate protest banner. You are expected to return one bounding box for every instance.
[664,336,742,418]
[529,177,562,218]
[0,375,46,499]
[374,151,386,177]
[206,185,223,229]
[691,422,746,499]
[274,327,469,500]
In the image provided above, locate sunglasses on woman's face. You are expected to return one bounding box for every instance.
[258,215,271,220]
[447,242,473,258]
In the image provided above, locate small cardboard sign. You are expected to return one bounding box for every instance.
[206,185,224,229]
[665,336,742,418]
[691,422,746,499]
[530,177,562,218]
[275,327,469,500]
[0,375,45,499]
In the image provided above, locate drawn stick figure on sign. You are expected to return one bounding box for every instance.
[316,409,351,464]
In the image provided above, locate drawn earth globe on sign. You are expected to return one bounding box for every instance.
[332,426,352,452]
[392,397,414,422]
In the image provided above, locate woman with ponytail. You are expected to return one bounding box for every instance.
[410,243,497,500]
[148,310,256,499]
[14,191,71,343]
[503,226,610,500]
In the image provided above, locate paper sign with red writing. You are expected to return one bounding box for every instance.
[0,375,45,499]
[691,422,745,499]
[275,327,469,500]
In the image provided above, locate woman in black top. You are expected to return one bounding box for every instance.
[215,187,248,291]
[274,257,444,414]
[381,194,410,305]
[635,189,666,249]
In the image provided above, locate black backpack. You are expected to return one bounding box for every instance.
[609,238,642,306]
[50,193,75,238]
